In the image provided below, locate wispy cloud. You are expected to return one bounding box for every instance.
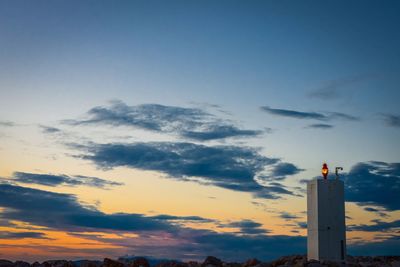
[297,222,307,229]
[308,74,373,100]
[329,112,359,121]
[150,214,214,223]
[260,106,326,120]
[181,125,261,141]
[0,219,15,227]
[0,121,15,127]
[64,101,262,141]
[12,172,123,189]
[260,106,359,122]
[363,207,389,218]
[39,125,62,133]
[279,212,301,220]
[0,231,50,240]
[306,123,334,129]
[74,141,301,199]
[224,219,269,235]
[348,219,400,232]
[381,114,400,128]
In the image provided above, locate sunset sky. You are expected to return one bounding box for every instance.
[0,0,399,262]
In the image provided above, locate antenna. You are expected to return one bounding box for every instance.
[335,167,343,179]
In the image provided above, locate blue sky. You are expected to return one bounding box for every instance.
[0,0,399,261]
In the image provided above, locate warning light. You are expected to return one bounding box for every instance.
[322,163,329,179]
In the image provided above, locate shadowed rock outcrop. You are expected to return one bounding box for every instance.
[130,258,150,267]
[242,259,260,267]
[202,257,223,267]
[14,262,30,267]
[0,260,14,267]
[103,259,124,267]
[155,261,187,267]
[42,260,74,267]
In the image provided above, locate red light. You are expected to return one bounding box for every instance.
[322,163,329,179]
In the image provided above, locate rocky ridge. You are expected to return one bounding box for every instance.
[1,255,399,267]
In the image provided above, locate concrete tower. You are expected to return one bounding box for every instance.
[307,178,346,262]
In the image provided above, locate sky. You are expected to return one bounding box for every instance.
[0,0,399,262]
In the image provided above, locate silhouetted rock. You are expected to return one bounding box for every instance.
[243,259,260,267]
[14,261,30,267]
[187,261,200,267]
[305,260,322,267]
[1,255,400,267]
[73,260,102,267]
[155,261,188,267]
[31,262,41,267]
[223,262,241,267]
[130,258,150,267]
[202,257,223,267]
[42,260,74,267]
[103,258,124,267]
[253,264,271,267]
[269,256,306,267]
[0,260,14,267]
[319,260,340,267]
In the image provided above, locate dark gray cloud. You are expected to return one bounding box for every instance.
[348,236,400,256]
[0,219,15,227]
[12,171,123,189]
[77,141,301,199]
[64,101,262,141]
[67,231,400,261]
[279,212,301,220]
[307,123,334,129]
[364,207,380,212]
[261,106,327,120]
[382,114,400,128]
[150,215,213,223]
[344,161,400,211]
[85,230,306,262]
[190,232,305,261]
[297,222,307,229]
[363,207,389,218]
[0,183,176,232]
[260,106,359,122]
[224,219,269,235]
[181,125,261,141]
[39,125,62,133]
[0,231,50,239]
[267,163,303,180]
[348,219,400,232]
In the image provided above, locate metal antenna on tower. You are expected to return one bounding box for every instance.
[335,167,343,179]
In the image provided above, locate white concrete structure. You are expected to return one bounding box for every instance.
[307,179,346,262]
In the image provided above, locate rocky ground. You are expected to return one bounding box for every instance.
[1,255,399,267]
